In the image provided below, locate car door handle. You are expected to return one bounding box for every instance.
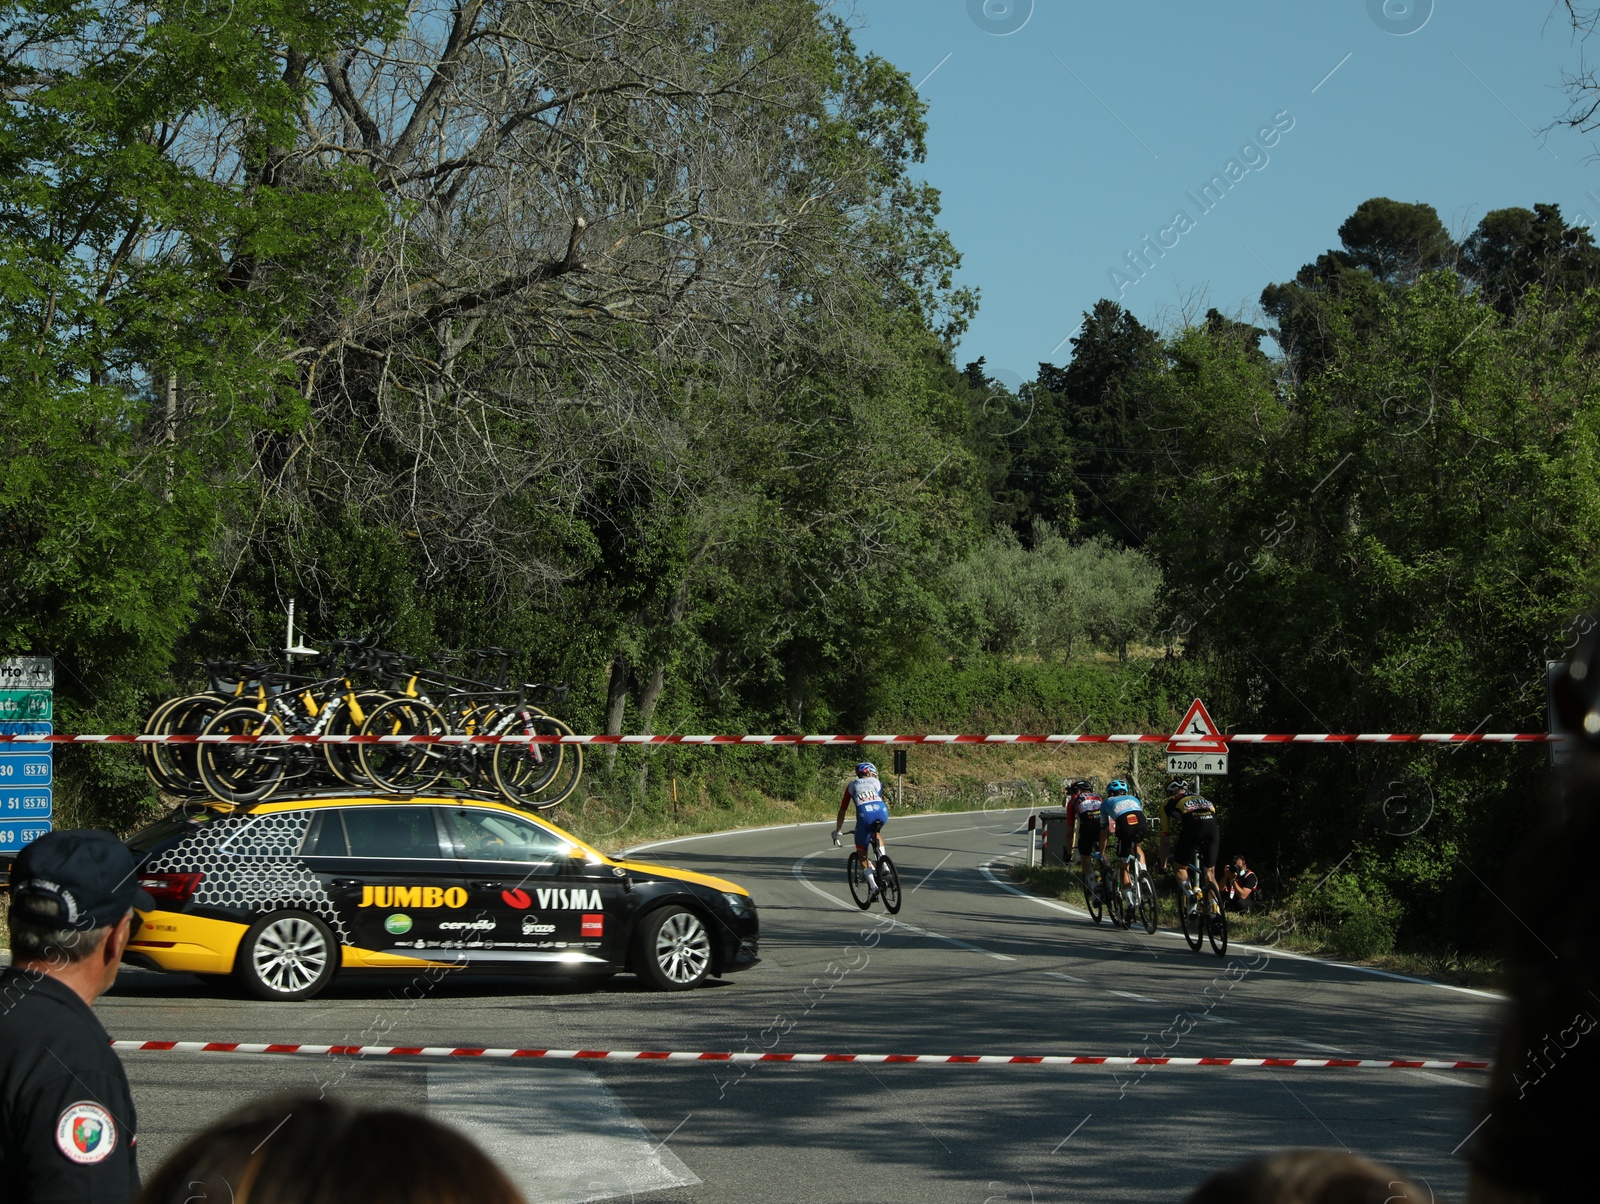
[470,881,506,891]
[331,878,365,889]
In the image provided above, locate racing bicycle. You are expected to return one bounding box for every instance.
[834,825,901,914]
[1174,850,1228,957]
[1106,845,1159,934]
[1082,851,1113,925]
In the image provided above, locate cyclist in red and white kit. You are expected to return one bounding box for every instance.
[1062,779,1105,886]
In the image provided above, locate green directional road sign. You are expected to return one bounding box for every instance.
[0,691,52,721]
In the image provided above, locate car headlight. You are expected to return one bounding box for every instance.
[722,891,753,917]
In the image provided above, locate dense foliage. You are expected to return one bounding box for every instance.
[5,2,1598,956]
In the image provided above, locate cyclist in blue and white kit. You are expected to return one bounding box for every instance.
[1098,778,1148,913]
[834,762,890,901]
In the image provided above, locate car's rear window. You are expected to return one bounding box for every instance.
[126,807,223,853]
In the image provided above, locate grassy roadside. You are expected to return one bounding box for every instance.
[548,741,1146,855]
[1007,862,1504,992]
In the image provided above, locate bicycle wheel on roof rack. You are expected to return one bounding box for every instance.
[358,696,447,794]
[143,694,198,793]
[492,711,583,810]
[322,690,391,787]
[196,706,287,804]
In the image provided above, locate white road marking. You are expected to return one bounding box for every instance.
[618,807,1034,857]
[1109,990,1159,1003]
[978,860,1505,1001]
[792,851,1014,961]
[426,1065,699,1203]
[1047,971,1090,984]
[1186,1012,1238,1025]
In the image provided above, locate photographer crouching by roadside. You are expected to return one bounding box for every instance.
[1,830,155,1203]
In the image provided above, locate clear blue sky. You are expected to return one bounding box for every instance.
[845,1,1600,390]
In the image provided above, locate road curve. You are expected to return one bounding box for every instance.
[105,806,1499,1202]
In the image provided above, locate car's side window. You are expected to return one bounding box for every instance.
[443,808,571,864]
[302,811,349,857]
[340,807,448,859]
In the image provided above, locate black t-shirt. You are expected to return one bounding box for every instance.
[1234,870,1258,893]
[0,966,140,1202]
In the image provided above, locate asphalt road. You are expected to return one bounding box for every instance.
[100,806,1502,1202]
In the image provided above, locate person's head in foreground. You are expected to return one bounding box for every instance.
[8,828,154,997]
[136,1094,525,1204]
[1185,1149,1434,1204]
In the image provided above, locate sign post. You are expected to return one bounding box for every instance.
[0,657,53,850]
[1165,697,1228,777]
[1547,661,1573,769]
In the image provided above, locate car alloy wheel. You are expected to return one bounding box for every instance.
[640,907,712,990]
[238,912,338,1000]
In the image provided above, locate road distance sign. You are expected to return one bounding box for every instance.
[0,789,51,816]
[1166,752,1228,775]
[0,820,51,850]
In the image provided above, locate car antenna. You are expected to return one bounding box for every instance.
[285,599,319,658]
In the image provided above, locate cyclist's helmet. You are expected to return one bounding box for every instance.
[1106,778,1130,796]
[1166,778,1192,797]
[856,762,877,777]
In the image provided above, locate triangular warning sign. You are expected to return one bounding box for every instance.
[1167,698,1227,753]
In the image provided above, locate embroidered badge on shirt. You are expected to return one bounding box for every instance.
[56,1102,117,1164]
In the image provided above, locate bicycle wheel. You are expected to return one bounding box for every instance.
[1178,878,1203,952]
[146,693,229,794]
[1137,866,1159,935]
[323,690,391,786]
[1083,867,1104,924]
[846,851,873,909]
[1106,874,1126,929]
[196,706,286,803]
[492,711,583,810]
[1205,882,1229,957]
[359,697,447,794]
[140,694,187,791]
[878,854,902,915]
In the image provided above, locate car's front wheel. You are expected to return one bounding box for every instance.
[634,906,713,991]
[235,911,339,1001]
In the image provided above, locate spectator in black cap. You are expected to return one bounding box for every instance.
[1,828,155,1203]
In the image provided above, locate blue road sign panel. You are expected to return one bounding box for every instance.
[0,821,51,850]
[0,753,52,785]
[0,721,52,737]
[0,720,51,841]
[0,789,50,816]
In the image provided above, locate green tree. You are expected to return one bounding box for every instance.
[1460,204,1600,315]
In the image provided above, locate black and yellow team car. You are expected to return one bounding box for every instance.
[110,794,759,1000]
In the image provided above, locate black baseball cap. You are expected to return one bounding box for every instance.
[10,830,156,929]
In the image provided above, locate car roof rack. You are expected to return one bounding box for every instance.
[163,785,539,813]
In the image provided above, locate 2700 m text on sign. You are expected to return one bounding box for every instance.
[1165,753,1228,775]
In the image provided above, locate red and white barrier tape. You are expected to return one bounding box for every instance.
[0,731,1563,745]
[110,1039,1490,1071]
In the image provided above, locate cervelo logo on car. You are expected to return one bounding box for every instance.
[440,919,496,932]
[359,886,469,908]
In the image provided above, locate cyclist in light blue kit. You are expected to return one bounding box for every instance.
[834,762,890,901]
[1098,778,1148,914]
